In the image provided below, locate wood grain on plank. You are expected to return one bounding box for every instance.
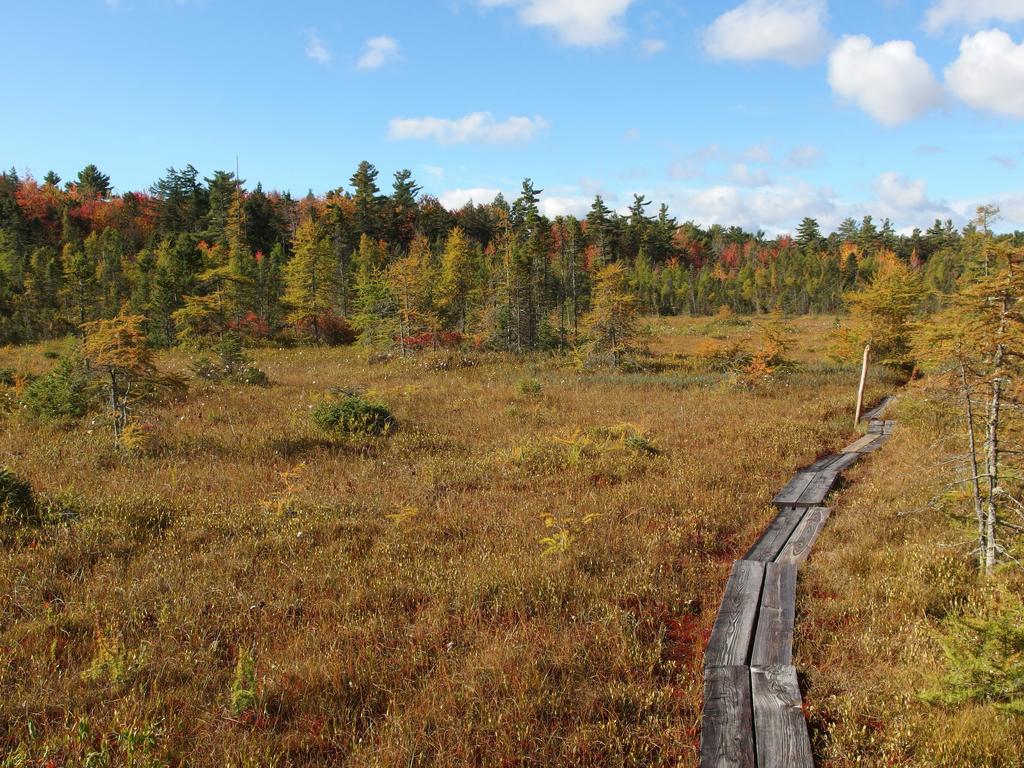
[794,471,839,506]
[751,563,798,666]
[772,473,816,506]
[751,665,814,768]
[775,507,831,567]
[841,434,882,454]
[744,507,806,563]
[705,560,766,668]
[825,452,860,473]
[700,666,756,768]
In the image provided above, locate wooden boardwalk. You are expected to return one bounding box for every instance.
[699,399,895,767]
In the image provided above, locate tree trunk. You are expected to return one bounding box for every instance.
[854,344,871,426]
[985,376,1001,575]
[959,360,986,570]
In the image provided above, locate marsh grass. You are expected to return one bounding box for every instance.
[798,393,1024,767]
[0,317,895,766]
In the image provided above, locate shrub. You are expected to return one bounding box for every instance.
[22,355,93,421]
[0,467,36,525]
[690,339,752,373]
[312,392,396,437]
[230,649,258,715]
[296,310,357,346]
[0,368,15,387]
[190,334,269,387]
[517,377,542,395]
[402,331,464,352]
[924,592,1024,714]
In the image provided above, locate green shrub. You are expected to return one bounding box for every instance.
[230,649,258,715]
[190,334,269,386]
[312,392,396,437]
[0,368,15,387]
[517,377,542,395]
[0,468,36,525]
[22,356,93,421]
[924,592,1024,714]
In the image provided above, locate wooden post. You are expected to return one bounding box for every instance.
[854,344,870,426]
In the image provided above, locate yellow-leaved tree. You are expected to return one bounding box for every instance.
[835,255,926,374]
[83,313,185,445]
[579,263,646,369]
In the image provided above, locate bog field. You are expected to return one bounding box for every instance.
[0,316,951,767]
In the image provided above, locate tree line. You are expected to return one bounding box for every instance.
[0,162,1020,351]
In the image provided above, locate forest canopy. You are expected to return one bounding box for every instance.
[0,162,1017,350]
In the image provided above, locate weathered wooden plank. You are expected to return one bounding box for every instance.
[859,433,890,453]
[751,563,798,666]
[744,507,806,563]
[862,395,893,421]
[775,507,831,567]
[826,451,860,473]
[772,473,816,506]
[805,453,840,472]
[882,420,897,435]
[868,419,885,435]
[751,665,814,768]
[841,433,883,454]
[705,560,766,668]
[700,666,756,768]
[794,471,839,507]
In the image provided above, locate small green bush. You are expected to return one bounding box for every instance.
[312,392,396,437]
[517,377,542,395]
[230,649,258,715]
[0,468,36,525]
[22,356,93,421]
[924,592,1024,714]
[190,335,269,386]
[0,368,15,387]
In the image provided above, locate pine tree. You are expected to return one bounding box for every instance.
[350,161,382,240]
[61,242,98,338]
[580,262,645,369]
[838,256,925,372]
[283,218,337,343]
[351,263,398,351]
[436,227,476,334]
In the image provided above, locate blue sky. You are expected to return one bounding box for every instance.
[3,0,1024,234]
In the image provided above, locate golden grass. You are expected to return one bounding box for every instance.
[0,317,893,766]
[798,392,1024,767]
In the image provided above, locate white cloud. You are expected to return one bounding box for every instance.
[356,35,400,71]
[388,112,549,145]
[664,182,836,234]
[641,38,667,56]
[827,35,944,125]
[479,0,636,46]
[874,172,930,210]
[540,196,592,218]
[703,0,828,65]
[439,187,503,210]
[743,143,774,163]
[945,30,1024,118]
[923,1,1024,34]
[727,163,773,186]
[787,144,823,167]
[305,32,332,65]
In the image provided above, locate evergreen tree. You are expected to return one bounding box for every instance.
[350,161,382,240]
[74,164,112,200]
[283,218,337,343]
[580,262,645,368]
